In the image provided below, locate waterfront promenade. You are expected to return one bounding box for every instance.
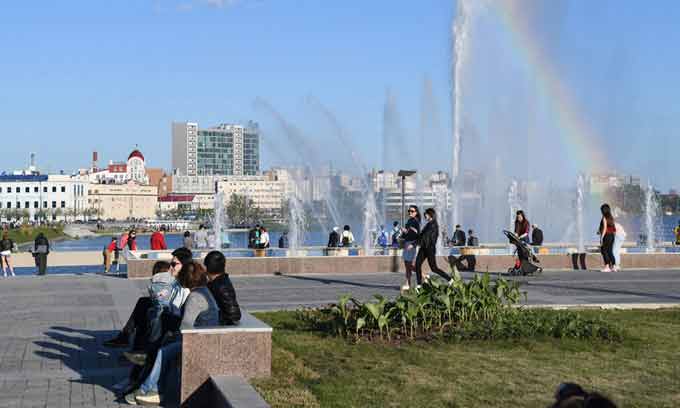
[0,269,678,407]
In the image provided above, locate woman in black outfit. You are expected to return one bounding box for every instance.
[598,203,617,272]
[415,208,451,284]
[400,206,421,291]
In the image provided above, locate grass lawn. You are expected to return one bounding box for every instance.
[6,226,65,244]
[253,309,680,408]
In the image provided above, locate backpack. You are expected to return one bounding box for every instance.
[341,233,350,246]
[377,231,388,247]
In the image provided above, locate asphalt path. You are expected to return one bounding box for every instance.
[228,269,680,311]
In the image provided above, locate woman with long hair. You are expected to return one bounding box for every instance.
[400,205,420,291]
[514,210,530,244]
[598,204,617,272]
[415,208,451,285]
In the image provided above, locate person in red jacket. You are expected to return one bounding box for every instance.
[149,226,168,251]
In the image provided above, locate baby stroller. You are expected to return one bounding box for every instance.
[503,230,543,276]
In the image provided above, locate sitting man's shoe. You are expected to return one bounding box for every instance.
[124,389,140,405]
[123,351,146,366]
[103,333,129,348]
[136,390,161,406]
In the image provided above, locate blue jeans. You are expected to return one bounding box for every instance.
[140,341,181,394]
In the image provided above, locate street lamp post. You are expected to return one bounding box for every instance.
[398,170,417,228]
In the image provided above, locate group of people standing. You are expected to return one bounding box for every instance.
[327,225,356,248]
[247,224,271,249]
[104,229,142,273]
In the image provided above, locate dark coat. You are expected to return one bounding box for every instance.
[327,231,340,248]
[419,220,439,250]
[531,228,544,246]
[453,229,466,246]
[207,274,242,325]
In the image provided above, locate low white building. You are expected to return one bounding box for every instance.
[0,174,88,222]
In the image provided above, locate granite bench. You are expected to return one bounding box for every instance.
[180,310,272,407]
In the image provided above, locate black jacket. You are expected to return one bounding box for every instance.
[453,229,466,246]
[532,228,544,246]
[327,231,340,248]
[34,235,50,254]
[419,220,439,250]
[467,236,479,247]
[207,274,242,325]
[0,238,13,252]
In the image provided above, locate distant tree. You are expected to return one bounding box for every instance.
[227,194,262,226]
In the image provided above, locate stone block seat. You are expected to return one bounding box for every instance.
[180,309,272,407]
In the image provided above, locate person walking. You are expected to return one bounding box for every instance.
[33,232,50,276]
[674,220,680,246]
[103,237,117,273]
[598,204,617,272]
[0,231,16,277]
[514,210,531,244]
[415,208,452,284]
[400,206,420,291]
[341,225,355,247]
[149,227,167,251]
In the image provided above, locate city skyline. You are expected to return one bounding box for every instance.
[1,1,680,189]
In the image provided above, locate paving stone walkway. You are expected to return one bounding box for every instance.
[0,269,678,407]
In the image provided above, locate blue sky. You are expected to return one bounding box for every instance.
[0,1,679,189]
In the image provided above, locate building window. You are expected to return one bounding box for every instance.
[34,201,39,209]
[7,187,11,193]
[6,202,11,208]
[43,201,47,208]
[61,186,66,193]
[34,187,39,193]
[16,202,21,209]
[25,187,30,193]
[52,186,57,193]
[52,201,56,208]
[43,186,47,193]
[25,201,29,209]
[61,201,66,208]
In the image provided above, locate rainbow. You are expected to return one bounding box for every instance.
[484,0,610,174]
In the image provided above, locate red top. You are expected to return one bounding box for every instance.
[107,241,117,252]
[150,232,167,250]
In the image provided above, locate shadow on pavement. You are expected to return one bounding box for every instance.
[34,326,130,403]
[278,274,401,290]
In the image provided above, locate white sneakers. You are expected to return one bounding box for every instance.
[600,266,612,273]
[601,265,621,273]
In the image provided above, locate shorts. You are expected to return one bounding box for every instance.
[0,250,11,257]
[402,241,417,263]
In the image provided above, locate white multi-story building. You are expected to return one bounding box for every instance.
[0,174,88,222]
[215,175,285,215]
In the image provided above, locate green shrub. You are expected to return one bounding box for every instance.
[306,274,622,344]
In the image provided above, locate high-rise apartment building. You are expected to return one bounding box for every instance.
[172,121,260,177]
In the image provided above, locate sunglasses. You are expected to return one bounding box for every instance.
[170,261,178,268]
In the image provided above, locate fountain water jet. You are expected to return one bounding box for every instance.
[450,0,472,228]
[644,182,658,251]
[576,174,585,252]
